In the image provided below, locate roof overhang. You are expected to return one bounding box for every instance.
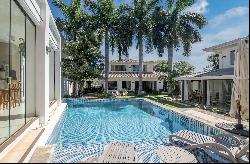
[203,36,249,53]
[175,75,234,81]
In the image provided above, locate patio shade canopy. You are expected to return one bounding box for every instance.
[174,68,234,81]
[230,39,249,120]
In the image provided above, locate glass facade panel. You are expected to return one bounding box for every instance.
[111,65,126,71]
[230,50,235,65]
[132,65,139,72]
[0,0,10,144]
[10,0,26,135]
[0,0,36,145]
[108,81,117,90]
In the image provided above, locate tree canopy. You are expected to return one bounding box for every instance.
[205,53,220,71]
[53,0,103,95]
[152,0,207,70]
[155,60,195,93]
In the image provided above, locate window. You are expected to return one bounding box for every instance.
[10,0,26,135]
[230,50,235,65]
[122,81,131,90]
[111,65,126,71]
[143,65,147,72]
[0,0,10,144]
[108,81,117,90]
[132,65,139,72]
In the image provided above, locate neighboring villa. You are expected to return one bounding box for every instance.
[82,59,164,93]
[175,36,249,112]
[0,0,62,151]
[105,59,164,93]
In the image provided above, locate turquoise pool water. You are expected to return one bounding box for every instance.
[47,99,224,163]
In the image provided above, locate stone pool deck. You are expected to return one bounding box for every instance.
[144,98,249,134]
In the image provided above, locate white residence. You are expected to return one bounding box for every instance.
[175,36,249,111]
[80,59,164,94]
[101,59,164,93]
[0,0,62,151]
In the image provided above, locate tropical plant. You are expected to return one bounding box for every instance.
[112,4,135,60]
[205,53,219,71]
[152,0,207,71]
[83,0,117,93]
[155,60,195,93]
[129,0,160,95]
[53,0,102,97]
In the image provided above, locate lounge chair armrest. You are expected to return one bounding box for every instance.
[211,133,242,147]
[188,142,237,163]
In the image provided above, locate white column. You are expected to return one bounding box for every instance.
[180,81,183,100]
[184,80,189,100]
[207,80,211,106]
[219,80,223,104]
[55,44,61,104]
[157,81,163,91]
[36,0,50,124]
[200,80,203,104]
[117,80,122,91]
[131,81,135,91]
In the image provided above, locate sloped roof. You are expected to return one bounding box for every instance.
[110,59,158,64]
[102,72,166,79]
[195,67,234,77]
[175,68,234,80]
[203,36,249,52]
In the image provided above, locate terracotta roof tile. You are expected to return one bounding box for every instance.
[101,72,166,78]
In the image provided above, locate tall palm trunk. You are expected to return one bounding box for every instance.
[104,30,109,93]
[167,45,173,71]
[167,45,174,94]
[138,33,143,95]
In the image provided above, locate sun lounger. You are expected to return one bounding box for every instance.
[156,146,198,163]
[81,142,137,163]
[169,130,249,163]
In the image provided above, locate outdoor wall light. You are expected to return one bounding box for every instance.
[46,46,52,54]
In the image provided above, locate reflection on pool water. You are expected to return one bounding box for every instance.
[47,99,225,163]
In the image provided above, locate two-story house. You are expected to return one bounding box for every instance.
[175,36,249,112]
[105,59,164,93]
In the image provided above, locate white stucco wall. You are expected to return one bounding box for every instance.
[217,45,238,69]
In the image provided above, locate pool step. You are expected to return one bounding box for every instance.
[28,145,55,163]
[0,128,44,163]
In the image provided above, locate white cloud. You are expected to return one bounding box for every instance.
[175,22,249,72]
[185,0,209,14]
[210,7,249,28]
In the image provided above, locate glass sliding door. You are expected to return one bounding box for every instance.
[10,0,26,135]
[0,0,10,144]
[0,0,36,145]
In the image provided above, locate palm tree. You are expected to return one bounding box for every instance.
[83,0,116,93]
[53,0,86,97]
[130,0,159,95]
[152,0,207,71]
[53,0,102,97]
[112,4,135,61]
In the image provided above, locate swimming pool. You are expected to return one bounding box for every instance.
[47,99,224,163]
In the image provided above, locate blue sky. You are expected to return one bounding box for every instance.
[48,0,249,72]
